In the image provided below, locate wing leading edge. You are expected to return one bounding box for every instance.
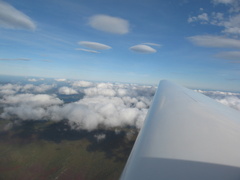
[120,80,240,180]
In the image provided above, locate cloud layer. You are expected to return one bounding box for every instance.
[0,1,36,30]
[195,89,240,111]
[89,14,130,34]
[1,80,239,132]
[0,81,156,131]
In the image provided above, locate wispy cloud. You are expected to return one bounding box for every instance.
[89,14,130,34]
[129,44,157,54]
[75,48,100,53]
[0,58,31,61]
[187,35,240,49]
[212,0,240,12]
[215,51,240,60]
[142,43,162,47]
[0,1,36,30]
[78,41,111,50]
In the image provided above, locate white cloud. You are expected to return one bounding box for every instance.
[188,35,240,49]
[130,44,157,54]
[2,81,239,133]
[58,86,78,95]
[55,78,67,82]
[188,13,209,23]
[222,14,240,35]
[0,83,54,95]
[189,1,240,34]
[72,80,93,87]
[0,93,63,120]
[195,89,240,111]
[89,14,130,34]
[78,41,111,50]
[0,83,21,95]
[84,87,116,97]
[28,78,37,82]
[0,1,36,30]
[21,84,54,93]
[215,51,240,60]
[0,93,63,107]
[0,81,156,131]
[76,48,100,53]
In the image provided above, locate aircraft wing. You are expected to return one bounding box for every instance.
[120,80,240,180]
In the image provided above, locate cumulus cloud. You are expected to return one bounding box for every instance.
[72,80,93,87]
[188,13,209,23]
[188,35,240,49]
[0,1,36,30]
[130,44,157,54]
[222,14,240,35]
[0,83,21,95]
[0,83,54,95]
[21,84,54,93]
[0,81,156,131]
[195,89,240,111]
[188,1,240,34]
[89,14,130,34]
[0,93,62,107]
[78,41,111,50]
[2,81,239,133]
[58,86,78,95]
[0,94,63,120]
[55,78,67,82]
[28,78,37,82]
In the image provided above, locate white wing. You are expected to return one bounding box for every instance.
[121,80,240,180]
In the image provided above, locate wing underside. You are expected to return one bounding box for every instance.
[120,80,240,180]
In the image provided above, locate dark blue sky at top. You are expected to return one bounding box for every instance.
[0,0,240,91]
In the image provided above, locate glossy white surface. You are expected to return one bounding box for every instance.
[121,80,240,180]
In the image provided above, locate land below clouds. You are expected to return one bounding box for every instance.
[0,118,137,180]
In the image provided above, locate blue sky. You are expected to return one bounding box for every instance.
[0,0,240,91]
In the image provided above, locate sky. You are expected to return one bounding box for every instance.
[0,0,240,91]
